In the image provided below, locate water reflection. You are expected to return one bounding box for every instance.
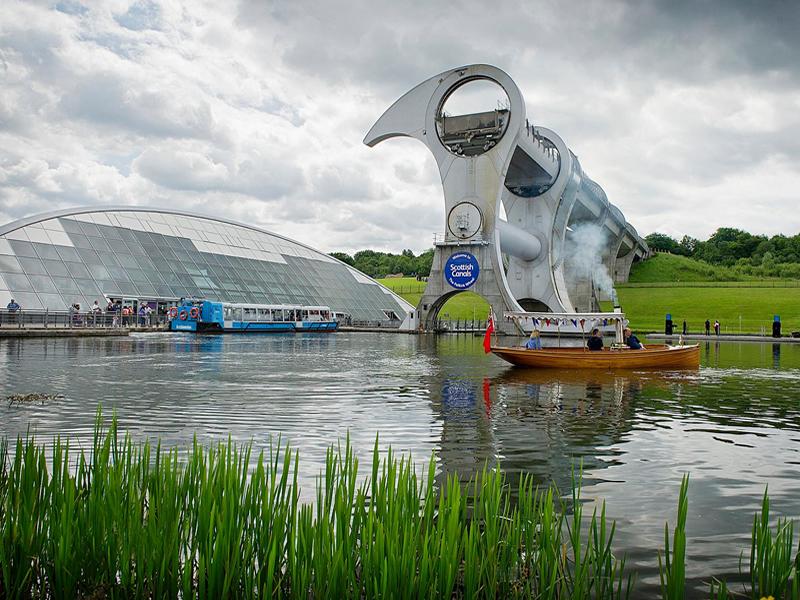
[2,333,800,599]
[435,368,681,491]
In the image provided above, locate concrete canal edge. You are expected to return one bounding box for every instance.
[0,328,132,339]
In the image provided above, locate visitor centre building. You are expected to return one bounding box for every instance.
[0,207,413,324]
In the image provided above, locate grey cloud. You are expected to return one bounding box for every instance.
[308,165,384,201]
[133,146,304,200]
[59,73,218,140]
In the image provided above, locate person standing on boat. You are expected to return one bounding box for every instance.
[524,329,542,350]
[623,327,646,349]
[587,328,603,351]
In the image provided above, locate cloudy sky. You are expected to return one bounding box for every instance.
[1,0,799,254]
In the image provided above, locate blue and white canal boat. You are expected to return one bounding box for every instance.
[169,300,338,333]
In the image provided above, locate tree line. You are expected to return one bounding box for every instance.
[331,227,800,280]
[645,228,800,278]
[329,249,434,278]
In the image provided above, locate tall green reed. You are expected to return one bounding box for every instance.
[7,412,799,599]
[0,412,633,599]
[658,474,689,600]
[658,477,800,600]
[744,488,799,600]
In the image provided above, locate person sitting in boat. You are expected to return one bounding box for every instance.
[586,328,603,351]
[623,327,646,350]
[524,329,542,350]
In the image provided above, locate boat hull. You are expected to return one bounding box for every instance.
[171,321,338,333]
[490,344,700,369]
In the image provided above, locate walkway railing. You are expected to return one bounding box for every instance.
[434,319,487,333]
[0,309,165,329]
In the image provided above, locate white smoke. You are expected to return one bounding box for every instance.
[564,223,614,298]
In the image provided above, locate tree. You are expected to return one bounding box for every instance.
[329,252,354,266]
[644,233,680,254]
[678,235,699,256]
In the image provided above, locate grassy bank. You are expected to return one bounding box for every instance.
[617,286,800,335]
[378,277,490,321]
[622,254,799,334]
[1,416,799,599]
[627,253,750,283]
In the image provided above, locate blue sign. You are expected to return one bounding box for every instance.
[445,252,480,289]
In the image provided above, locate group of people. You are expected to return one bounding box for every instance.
[704,319,721,336]
[104,300,155,326]
[4,296,157,327]
[523,327,645,351]
[676,319,720,336]
[586,327,644,351]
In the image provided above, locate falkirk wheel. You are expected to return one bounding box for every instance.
[365,64,650,334]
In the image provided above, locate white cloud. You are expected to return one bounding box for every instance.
[1,0,799,254]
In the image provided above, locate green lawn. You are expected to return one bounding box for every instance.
[617,286,799,334]
[377,277,490,321]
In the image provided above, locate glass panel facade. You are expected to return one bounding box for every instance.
[0,210,413,320]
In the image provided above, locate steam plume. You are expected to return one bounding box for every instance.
[564,223,614,298]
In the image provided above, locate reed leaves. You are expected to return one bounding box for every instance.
[0,414,632,599]
[1,415,798,599]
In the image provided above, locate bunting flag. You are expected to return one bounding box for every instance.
[545,318,551,326]
[579,318,585,329]
[483,310,494,354]
[603,318,608,326]
[571,318,577,327]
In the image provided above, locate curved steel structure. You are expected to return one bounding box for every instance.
[365,64,649,331]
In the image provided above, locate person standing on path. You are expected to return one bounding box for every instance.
[705,319,711,336]
[714,320,720,336]
[682,320,687,335]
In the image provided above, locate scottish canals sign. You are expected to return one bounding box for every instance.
[444,252,480,289]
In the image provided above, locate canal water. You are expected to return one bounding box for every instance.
[1,332,799,598]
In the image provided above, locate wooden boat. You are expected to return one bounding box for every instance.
[490,344,700,370]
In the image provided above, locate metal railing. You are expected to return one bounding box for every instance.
[0,309,167,329]
[434,319,487,333]
[349,320,402,329]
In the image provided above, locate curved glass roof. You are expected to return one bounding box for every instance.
[0,207,413,321]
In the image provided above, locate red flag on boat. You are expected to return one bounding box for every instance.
[483,310,495,353]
